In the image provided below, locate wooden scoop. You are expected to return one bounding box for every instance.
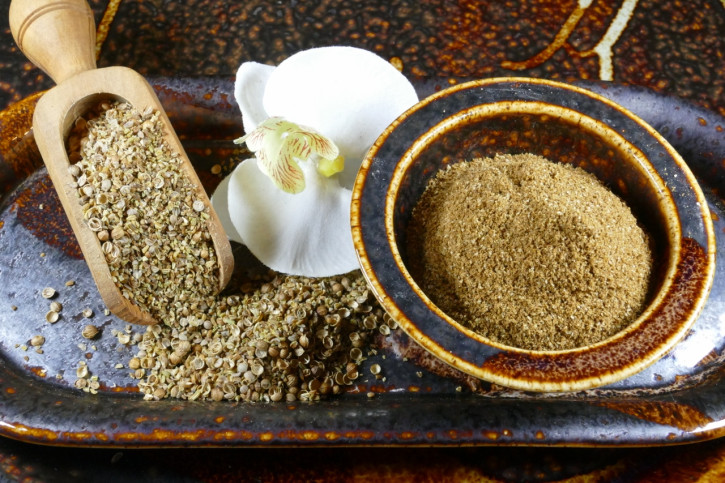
[9,0,234,325]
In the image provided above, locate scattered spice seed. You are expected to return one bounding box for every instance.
[116,333,131,345]
[65,280,75,287]
[45,311,60,324]
[82,308,93,318]
[82,325,99,340]
[132,272,387,402]
[88,377,100,394]
[63,102,395,402]
[49,301,62,312]
[41,287,56,299]
[407,153,652,351]
[30,335,45,347]
[76,362,89,378]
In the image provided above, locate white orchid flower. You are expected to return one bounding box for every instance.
[212,46,418,277]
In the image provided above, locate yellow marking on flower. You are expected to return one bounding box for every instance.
[317,154,345,178]
[235,117,341,194]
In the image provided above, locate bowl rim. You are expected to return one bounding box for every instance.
[351,77,717,392]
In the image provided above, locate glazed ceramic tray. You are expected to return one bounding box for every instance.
[0,78,723,448]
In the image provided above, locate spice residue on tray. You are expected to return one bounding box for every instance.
[406,153,653,351]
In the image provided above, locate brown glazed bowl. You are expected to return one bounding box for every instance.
[351,78,716,392]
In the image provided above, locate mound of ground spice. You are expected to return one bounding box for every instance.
[407,153,653,351]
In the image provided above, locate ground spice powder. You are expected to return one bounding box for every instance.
[407,153,653,351]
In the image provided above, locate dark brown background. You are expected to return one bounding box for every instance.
[3,0,725,116]
[2,0,725,481]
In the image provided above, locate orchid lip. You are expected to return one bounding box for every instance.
[235,117,341,195]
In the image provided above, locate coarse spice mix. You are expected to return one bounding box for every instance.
[64,101,392,402]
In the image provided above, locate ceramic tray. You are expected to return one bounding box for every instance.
[0,78,723,448]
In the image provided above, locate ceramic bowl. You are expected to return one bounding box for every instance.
[351,77,716,392]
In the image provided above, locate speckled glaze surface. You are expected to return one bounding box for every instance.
[352,78,716,392]
[0,78,725,449]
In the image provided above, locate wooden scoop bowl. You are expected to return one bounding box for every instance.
[9,0,234,325]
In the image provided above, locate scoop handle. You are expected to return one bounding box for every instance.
[9,0,97,84]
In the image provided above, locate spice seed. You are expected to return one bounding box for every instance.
[41,287,56,299]
[76,363,89,379]
[30,335,45,347]
[82,325,100,340]
[192,200,205,212]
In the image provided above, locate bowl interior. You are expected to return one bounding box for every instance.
[391,103,672,335]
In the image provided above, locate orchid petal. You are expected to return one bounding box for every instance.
[225,159,358,277]
[234,62,276,133]
[210,172,244,245]
[262,46,418,189]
